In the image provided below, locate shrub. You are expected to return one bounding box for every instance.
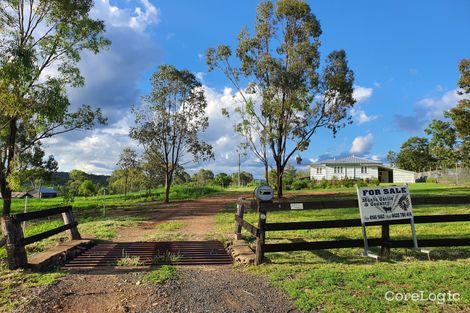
[341,179,355,188]
[292,179,310,190]
[319,178,329,189]
[355,179,368,187]
[369,178,380,186]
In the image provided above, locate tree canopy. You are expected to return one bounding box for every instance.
[130,65,213,203]
[0,0,109,216]
[207,0,355,197]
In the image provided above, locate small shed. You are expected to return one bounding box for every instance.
[12,192,32,199]
[29,187,58,199]
[391,168,416,183]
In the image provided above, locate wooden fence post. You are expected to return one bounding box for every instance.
[1,216,28,269]
[61,207,81,240]
[380,222,391,259]
[234,198,245,240]
[255,210,267,265]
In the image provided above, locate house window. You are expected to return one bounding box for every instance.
[334,167,343,174]
[361,166,367,174]
[316,168,322,174]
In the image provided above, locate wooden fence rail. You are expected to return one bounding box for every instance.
[235,196,470,264]
[0,206,81,269]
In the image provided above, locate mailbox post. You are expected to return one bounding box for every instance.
[254,186,274,264]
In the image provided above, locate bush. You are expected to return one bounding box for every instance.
[369,178,380,186]
[292,179,310,190]
[355,179,368,188]
[341,179,355,188]
[319,178,329,189]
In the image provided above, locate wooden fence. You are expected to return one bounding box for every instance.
[0,206,81,269]
[235,196,470,264]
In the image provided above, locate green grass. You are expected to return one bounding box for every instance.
[116,251,143,267]
[0,263,64,312]
[251,260,470,313]
[214,183,470,312]
[283,183,470,200]
[9,185,226,216]
[155,221,185,231]
[143,265,178,284]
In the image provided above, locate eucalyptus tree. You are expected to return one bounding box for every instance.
[0,0,109,217]
[130,65,213,203]
[424,120,457,169]
[445,59,470,167]
[207,0,355,197]
[117,148,139,200]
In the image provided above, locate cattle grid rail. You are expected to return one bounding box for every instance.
[234,196,470,264]
[1,206,82,269]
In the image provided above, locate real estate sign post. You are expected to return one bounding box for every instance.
[356,185,428,259]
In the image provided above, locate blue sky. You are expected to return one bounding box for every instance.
[44,0,470,176]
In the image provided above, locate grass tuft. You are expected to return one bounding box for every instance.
[116,250,144,267]
[143,265,178,284]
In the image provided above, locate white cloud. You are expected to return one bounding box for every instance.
[353,85,373,103]
[350,108,377,124]
[373,81,382,88]
[395,88,469,132]
[92,0,159,33]
[350,133,374,155]
[370,154,381,161]
[42,0,161,174]
[417,89,467,119]
[43,117,137,174]
[184,85,269,176]
[195,72,206,81]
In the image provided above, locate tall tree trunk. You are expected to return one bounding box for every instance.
[1,118,17,217]
[276,163,283,199]
[264,162,269,186]
[164,171,174,203]
[124,173,128,201]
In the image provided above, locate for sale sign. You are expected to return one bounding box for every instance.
[356,186,414,223]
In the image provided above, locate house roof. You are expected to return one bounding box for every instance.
[311,156,382,166]
[378,165,417,174]
[30,187,58,194]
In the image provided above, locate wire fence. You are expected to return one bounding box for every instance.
[416,168,470,185]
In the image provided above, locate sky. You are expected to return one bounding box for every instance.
[43,0,470,177]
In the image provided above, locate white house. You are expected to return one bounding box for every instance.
[310,156,416,183]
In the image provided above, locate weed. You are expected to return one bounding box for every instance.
[152,250,182,265]
[116,250,144,267]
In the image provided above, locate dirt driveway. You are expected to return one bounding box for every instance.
[14,194,299,313]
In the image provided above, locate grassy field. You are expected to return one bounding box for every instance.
[0,184,229,311]
[1,183,469,312]
[9,184,225,215]
[214,183,470,312]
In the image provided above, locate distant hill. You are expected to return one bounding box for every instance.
[52,171,110,186]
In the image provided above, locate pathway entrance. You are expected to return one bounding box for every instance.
[14,193,299,313]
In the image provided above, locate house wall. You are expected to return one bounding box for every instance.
[310,166,326,180]
[311,165,379,180]
[392,169,416,183]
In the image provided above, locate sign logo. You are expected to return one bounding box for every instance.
[357,186,414,223]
